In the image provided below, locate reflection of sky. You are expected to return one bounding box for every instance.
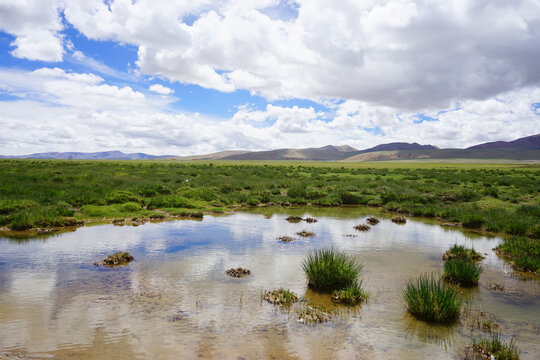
[0,211,539,359]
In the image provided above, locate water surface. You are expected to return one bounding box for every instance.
[1,207,538,359]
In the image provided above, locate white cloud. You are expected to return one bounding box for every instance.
[0,67,538,156]
[1,2,539,155]
[0,0,64,62]
[58,0,540,109]
[149,84,174,95]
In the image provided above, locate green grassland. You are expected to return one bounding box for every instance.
[0,160,538,240]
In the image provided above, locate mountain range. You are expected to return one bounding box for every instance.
[1,134,539,161]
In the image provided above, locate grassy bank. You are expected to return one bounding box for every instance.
[0,160,538,239]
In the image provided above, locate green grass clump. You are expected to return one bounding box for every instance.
[495,236,540,273]
[470,333,519,360]
[443,259,482,287]
[302,248,363,293]
[332,283,368,305]
[402,272,461,323]
[443,244,484,262]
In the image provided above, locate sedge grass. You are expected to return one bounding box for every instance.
[302,248,363,293]
[402,272,461,323]
[443,259,482,287]
[470,333,519,360]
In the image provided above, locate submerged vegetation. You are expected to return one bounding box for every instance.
[443,259,482,287]
[402,272,461,323]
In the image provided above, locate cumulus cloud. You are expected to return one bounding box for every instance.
[59,0,540,109]
[0,0,64,61]
[1,1,539,155]
[149,84,174,95]
[1,67,537,156]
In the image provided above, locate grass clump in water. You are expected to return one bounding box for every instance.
[442,244,485,262]
[366,217,380,225]
[443,259,482,287]
[226,267,251,277]
[297,305,332,324]
[391,215,407,224]
[353,224,370,231]
[302,248,363,293]
[402,272,461,323]
[94,252,134,266]
[466,333,519,360]
[277,236,294,242]
[332,282,368,305]
[263,288,298,306]
[296,230,316,237]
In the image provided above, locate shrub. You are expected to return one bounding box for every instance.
[402,272,461,323]
[443,260,482,287]
[302,248,363,292]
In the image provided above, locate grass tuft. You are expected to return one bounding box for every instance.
[402,272,461,323]
[302,248,363,293]
[468,333,519,360]
[443,259,482,287]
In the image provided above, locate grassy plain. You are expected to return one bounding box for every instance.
[1,159,538,233]
[1,159,539,271]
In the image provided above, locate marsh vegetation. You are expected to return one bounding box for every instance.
[0,160,538,244]
[402,272,461,323]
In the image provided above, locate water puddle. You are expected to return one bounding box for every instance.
[0,206,538,359]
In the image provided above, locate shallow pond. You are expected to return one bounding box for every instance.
[0,206,539,359]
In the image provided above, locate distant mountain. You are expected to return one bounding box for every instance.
[222,145,361,161]
[357,142,438,153]
[467,134,540,151]
[342,134,540,161]
[0,151,173,160]
[1,134,538,161]
[221,143,438,161]
[175,150,250,160]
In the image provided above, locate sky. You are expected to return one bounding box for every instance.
[0,0,539,156]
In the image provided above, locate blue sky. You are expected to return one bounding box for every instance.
[0,1,538,155]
